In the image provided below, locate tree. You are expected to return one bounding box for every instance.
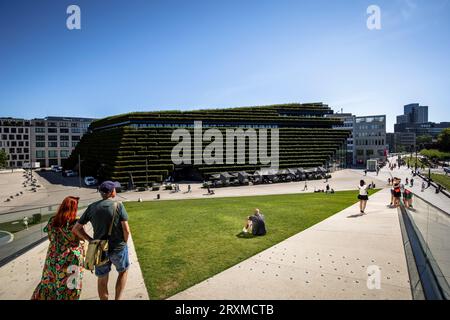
[437,128,450,151]
[416,134,433,145]
[0,149,8,169]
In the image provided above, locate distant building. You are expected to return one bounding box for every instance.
[326,113,387,167]
[354,115,387,166]
[30,117,95,167]
[404,103,428,124]
[0,116,95,168]
[0,118,31,168]
[386,132,416,153]
[394,103,448,138]
[326,113,356,166]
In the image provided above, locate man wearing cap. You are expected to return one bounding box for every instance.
[73,181,130,300]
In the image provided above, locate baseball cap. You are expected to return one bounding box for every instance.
[99,181,121,194]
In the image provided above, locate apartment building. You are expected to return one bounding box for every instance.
[0,118,31,168]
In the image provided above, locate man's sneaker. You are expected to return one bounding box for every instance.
[242,228,248,233]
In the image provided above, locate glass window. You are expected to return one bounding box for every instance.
[60,128,69,133]
[36,142,45,148]
[48,128,57,133]
[36,150,45,158]
[71,135,80,141]
[35,127,45,133]
[48,135,58,141]
[36,135,46,141]
[48,150,58,158]
[60,150,69,158]
[48,142,58,147]
[60,141,69,147]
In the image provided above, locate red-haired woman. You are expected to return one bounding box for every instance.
[31,196,85,300]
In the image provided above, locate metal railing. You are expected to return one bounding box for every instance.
[0,198,98,267]
[402,192,450,299]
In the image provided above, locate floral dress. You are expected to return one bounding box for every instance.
[31,217,85,300]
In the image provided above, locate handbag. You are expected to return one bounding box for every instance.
[84,201,120,271]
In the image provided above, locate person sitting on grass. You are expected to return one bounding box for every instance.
[242,208,266,236]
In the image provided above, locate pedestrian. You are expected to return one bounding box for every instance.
[421,181,425,192]
[388,178,391,186]
[403,189,413,209]
[392,178,402,208]
[410,178,414,187]
[358,180,369,214]
[303,180,308,191]
[364,169,367,176]
[32,196,84,300]
[187,184,192,193]
[326,184,330,193]
[406,178,409,185]
[72,181,130,300]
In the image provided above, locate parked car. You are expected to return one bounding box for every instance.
[64,170,78,177]
[84,176,98,186]
[51,165,62,172]
[444,167,450,174]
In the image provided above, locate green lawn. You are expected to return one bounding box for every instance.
[126,189,378,300]
[0,214,52,234]
[431,173,450,190]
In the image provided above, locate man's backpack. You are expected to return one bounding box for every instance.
[84,201,120,271]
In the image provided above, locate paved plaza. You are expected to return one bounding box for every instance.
[169,188,412,300]
[1,165,423,300]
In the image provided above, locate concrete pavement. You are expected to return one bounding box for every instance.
[0,225,149,300]
[169,188,412,300]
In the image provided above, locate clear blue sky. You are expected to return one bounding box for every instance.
[0,0,449,131]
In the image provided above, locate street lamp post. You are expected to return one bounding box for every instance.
[415,145,418,173]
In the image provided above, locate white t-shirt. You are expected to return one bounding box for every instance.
[358,185,368,196]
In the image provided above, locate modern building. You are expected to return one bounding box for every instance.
[394,103,449,138]
[0,118,31,168]
[30,117,95,167]
[394,121,450,138]
[325,112,356,166]
[386,132,416,153]
[0,116,95,168]
[354,115,387,166]
[65,103,350,187]
[404,103,428,124]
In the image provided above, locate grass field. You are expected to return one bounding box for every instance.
[126,189,378,299]
[431,173,450,190]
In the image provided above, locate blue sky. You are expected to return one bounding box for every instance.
[0,0,449,131]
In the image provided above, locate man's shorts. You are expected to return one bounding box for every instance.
[95,245,130,278]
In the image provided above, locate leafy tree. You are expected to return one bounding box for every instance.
[0,149,8,169]
[437,128,450,151]
[416,134,433,145]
